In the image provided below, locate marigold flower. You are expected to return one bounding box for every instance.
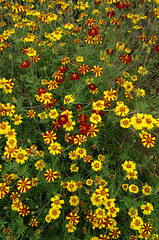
[66,180,77,192]
[91,65,103,77]
[0,182,10,199]
[44,169,58,182]
[122,160,136,172]
[141,133,155,148]
[17,178,32,193]
[20,61,30,68]
[141,202,153,215]
[91,160,102,171]
[109,227,121,239]
[69,195,79,206]
[19,204,30,217]
[120,54,132,64]
[66,211,80,225]
[142,184,152,195]
[70,73,80,81]
[130,216,143,230]
[49,207,61,220]
[78,64,90,74]
[129,184,139,194]
[29,218,38,227]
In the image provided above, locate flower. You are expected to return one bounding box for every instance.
[44,169,58,182]
[19,205,30,216]
[78,64,90,74]
[70,73,80,81]
[11,114,23,125]
[130,113,144,130]
[114,102,129,117]
[66,211,80,225]
[120,54,132,64]
[35,160,45,171]
[43,130,57,144]
[69,195,79,206]
[91,160,102,171]
[0,182,10,199]
[129,184,139,194]
[141,133,155,148]
[142,184,152,195]
[29,218,38,227]
[86,179,93,186]
[66,180,77,192]
[64,95,75,104]
[15,147,28,164]
[109,227,121,239]
[50,195,64,209]
[130,216,143,230]
[17,178,32,193]
[20,61,30,68]
[49,207,61,219]
[155,45,159,52]
[120,118,131,128]
[116,42,125,51]
[91,65,103,77]
[141,202,153,215]
[122,184,128,191]
[122,160,136,172]
[76,56,83,62]
[138,66,148,75]
[48,142,63,155]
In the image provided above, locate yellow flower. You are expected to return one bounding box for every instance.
[122,184,129,191]
[138,66,148,75]
[64,95,75,104]
[86,179,93,186]
[131,75,137,81]
[120,118,131,128]
[116,42,125,51]
[70,164,79,172]
[122,160,136,172]
[90,113,102,124]
[11,114,23,125]
[91,160,102,171]
[141,202,153,215]
[76,56,83,62]
[142,184,152,195]
[129,184,139,193]
[130,216,143,230]
[69,195,79,206]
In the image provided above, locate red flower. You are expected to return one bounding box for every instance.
[107,49,114,54]
[70,73,80,81]
[94,0,101,4]
[79,123,90,134]
[155,45,159,52]
[78,114,88,123]
[120,55,132,64]
[76,104,84,111]
[88,28,99,37]
[57,65,68,72]
[37,87,47,95]
[88,84,97,90]
[115,1,127,9]
[20,61,30,68]
[92,110,103,116]
[58,114,68,125]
